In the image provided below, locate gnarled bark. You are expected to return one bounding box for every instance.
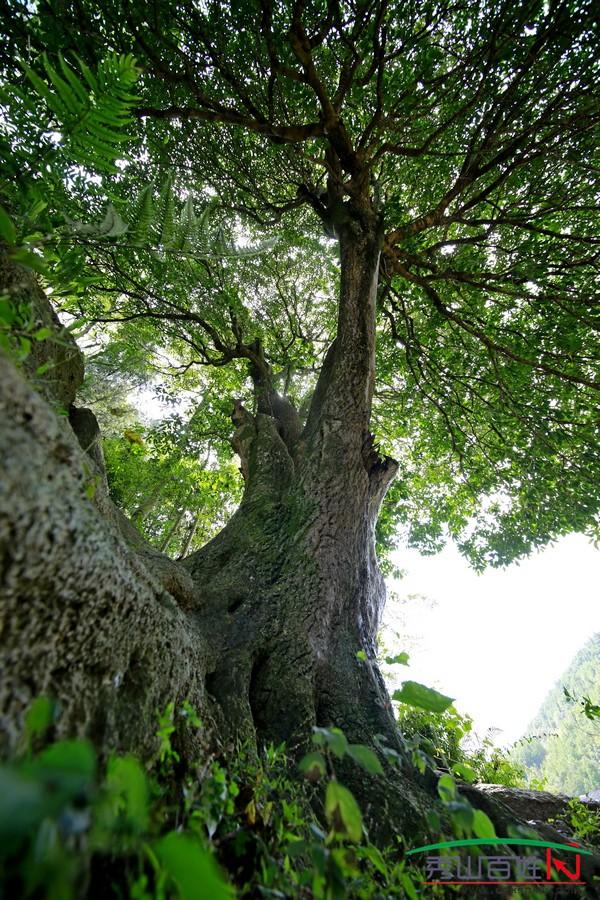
[9,227,595,858]
[0,236,596,877]
[179,221,430,835]
[0,222,434,839]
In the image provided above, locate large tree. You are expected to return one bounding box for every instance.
[1,0,599,841]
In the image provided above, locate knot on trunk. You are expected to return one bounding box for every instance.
[362,433,398,512]
[231,399,256,482]
[257,390,302,452]
[230,400,294,495]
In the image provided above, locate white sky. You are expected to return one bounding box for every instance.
[383,533,600,748]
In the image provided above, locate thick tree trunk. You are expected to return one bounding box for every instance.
[0,231,431,842]
[3,249,600,890]
[179,222,430,833]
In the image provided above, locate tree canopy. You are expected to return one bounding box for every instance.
[1,0,599,566]
[2,3,600,895]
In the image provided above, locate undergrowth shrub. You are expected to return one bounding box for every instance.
[397,704,526,788]
[0,698,438,899]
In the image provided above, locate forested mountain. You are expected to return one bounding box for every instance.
[515,633,600,796]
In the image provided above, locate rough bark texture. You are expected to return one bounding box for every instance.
[0,349,208,759]
[178,221,430,836]
[461,784,600,894]
[0,227,433,839]
[0,251,202,757]
[1,250,84,409]
[2,243,599,881]
[471,784,600,824]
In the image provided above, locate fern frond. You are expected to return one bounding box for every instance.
[65,183,279,259]
[131,185,155,245]
[179,195,196,251]
[97,204,128,238]
[157,176,176,247]
[21,52,139,174]
[194,198,218,254]
[57,55,89,105]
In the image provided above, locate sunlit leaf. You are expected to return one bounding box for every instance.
[393,682,454,714]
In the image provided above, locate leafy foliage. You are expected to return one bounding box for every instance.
[398,704,527,789]
[67,184,276,259]
[2,0,599,567]
[4,685,594,897]
[19,52,139,173]
[101,410,242,557]
[563,686,600,722]
[1,703,440,899]
[564,798,600,847]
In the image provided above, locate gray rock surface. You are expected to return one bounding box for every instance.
[472,783,581,822]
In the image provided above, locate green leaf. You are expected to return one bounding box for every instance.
[356,649,367,661]
[359,844,388,876]
[347,744,383,775]
[379,744,403,767]
[58,53,89,104]
[447,799,474,830]
[20,739,96,808]
[18,336,31,359]
[33,327,53,341]
[155,832,232,900]
[437,773,457,803]
[22,51,138,173]
[0,297,16,325]
[0,205,16,244]
[384,651,410,666]
[0,767,48,844]
[298,751,326,780]
[325,781,363,842]
[105,755,149,832]
[9,248,48,275]
[21,60,65,115]
[35,739,96,781]
[23,696,55,743]
[472,809,496,839]
[131,183,155,244]
[286,838,308,858]
[98,204,128,238]
[452,761,477,783]
[412,749,428,774]
[42,53,79,115]
[426,809,441,831]
[401,872,419,900]
[331,728,350,758]
[158,175,176,245]
[312,726,348,758]
[73,53,98,93]
[392,681,454,713]
[26,199,48,221]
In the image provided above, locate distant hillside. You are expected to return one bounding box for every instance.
[513,633,600,796]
